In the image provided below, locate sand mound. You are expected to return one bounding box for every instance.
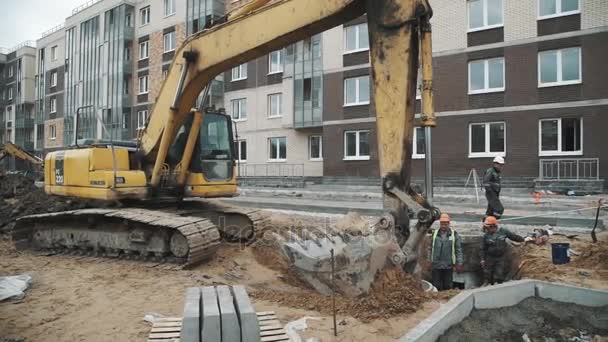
[251,267,429,322]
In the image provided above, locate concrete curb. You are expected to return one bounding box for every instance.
[398,280,608,342]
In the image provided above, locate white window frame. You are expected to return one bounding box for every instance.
[164,0,176,17]
[268,137,287,162]
[8,87,13,100]
[235,140,247,163]
[343,130,370,161]
[8,66,13,78]
[51,46,58,61]
[343,23,369,54]
[343,75,370,107]
[468,121,506,158]
[468,57,505,94]
[163,31,176,53]
[231,98,247,121]
[50,71,57,87]
[538,47,582,88]
[125,13,133,27]
[138,75,149,95]
[538,118,583,156]
[309,135,323,161]
[139,41,149,60]
[267,93,282,118]
[137,110,148,130]
[49,124,56,140]
[231,64,247,81]
[50,98,57,113]
[538,0,580,20]
[412,127,425,159]
[140,6,150,26]
[268,50,283,74]
[467,0,504,32]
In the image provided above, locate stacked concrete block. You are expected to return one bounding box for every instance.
[180,285,261,342]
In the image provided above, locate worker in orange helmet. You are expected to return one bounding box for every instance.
[429,213,463,291]
[480,216,524,286]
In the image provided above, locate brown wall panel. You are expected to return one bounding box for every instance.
[538,14,580,36]
[467,27,504,47]
[323,122,379,177]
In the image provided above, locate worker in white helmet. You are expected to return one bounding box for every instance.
[483,156,505,221]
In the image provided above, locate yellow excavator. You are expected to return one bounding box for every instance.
[13,0,440,290]
[0,142,44,173]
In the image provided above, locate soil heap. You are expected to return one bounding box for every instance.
[0,173,91,233]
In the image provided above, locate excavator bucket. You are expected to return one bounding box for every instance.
[259,215,407,297]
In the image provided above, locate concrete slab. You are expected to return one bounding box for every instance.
[473,279,536,309]
[232,285,260,342]
[399,291,474,342]
[201,286,221,342]
[180,287,200,342]
[216,285,240,342]
[535,281,608,307]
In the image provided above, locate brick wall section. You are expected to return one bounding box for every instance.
[148,23,187,103]
[582,0,608,29]
[44,118,64,149]
[430,0,467,53]
[504,0,537,41]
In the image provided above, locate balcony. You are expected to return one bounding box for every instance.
[15,118,35,129]
[535,158,603,193]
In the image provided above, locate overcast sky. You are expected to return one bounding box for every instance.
[1,0,84,48]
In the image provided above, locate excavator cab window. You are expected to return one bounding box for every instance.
[192,112,234,182]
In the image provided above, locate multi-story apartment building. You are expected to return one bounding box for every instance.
[0,42,37,170]
[226,0,608,188]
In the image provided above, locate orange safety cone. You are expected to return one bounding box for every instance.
[534,192,541,204]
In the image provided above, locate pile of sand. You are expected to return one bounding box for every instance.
[250,267,429,322]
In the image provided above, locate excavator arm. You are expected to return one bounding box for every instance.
[0,142,43,169]
[140,0,438,263]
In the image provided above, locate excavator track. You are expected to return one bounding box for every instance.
[12,208,221,268]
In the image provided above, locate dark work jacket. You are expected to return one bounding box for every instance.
[483,167,501,195]
[480,227,524,259]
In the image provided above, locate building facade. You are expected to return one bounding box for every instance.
[0,42,37,170]
[225,0,608,186]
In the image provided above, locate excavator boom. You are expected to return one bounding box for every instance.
[0,142,43,168]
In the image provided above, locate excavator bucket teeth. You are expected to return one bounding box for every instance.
[262,220,406,297]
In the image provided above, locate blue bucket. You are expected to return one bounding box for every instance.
[551,243,571,265]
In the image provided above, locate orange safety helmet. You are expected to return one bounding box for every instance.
[484,216,498,226]
[439,213,451,223]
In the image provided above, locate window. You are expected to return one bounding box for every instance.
[8,87,13,100]
[344,130,370,160]
[8,66,13,77]
[235,140,247,163]
[469,122,505,158]
[539,0,579,19]
[125,46,131,61]
[231,64,247,81]
[125,13,133,27]
[267,93,282,118]
[164,0,176,16]
[137,110,148,130]
[268,50,283,74]
[539,118,582,156]
[49,124,57,140]
[140,6,150,26]
[309,136,322,161]
[231,98,247,121]
[123,113,130,129]
[50,71,57,87]
[50,98,57,113]
[344,75,370,106]
[268,137,287,161]
[162,69,168,80]
[413,127,426,159]
[538,47,581,87]
[468,57,505,94]
[51,46,58,61]
[468,0,503,31]
[163,31,176,52]
[344,23,369,53]
[139,41,149,60]
[138,75,148,94]
[124,78,130,95]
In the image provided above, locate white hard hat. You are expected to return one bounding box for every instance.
[493,156,505,164]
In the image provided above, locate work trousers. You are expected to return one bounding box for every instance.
[485,191,504,219]
[431,268,453,291]
[483,255,506,285]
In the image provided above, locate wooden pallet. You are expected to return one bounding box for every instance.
[146,312,289,342]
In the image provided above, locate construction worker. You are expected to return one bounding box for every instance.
[429,213,463,291]
[483,156,505,221]
[480,216,524,285]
